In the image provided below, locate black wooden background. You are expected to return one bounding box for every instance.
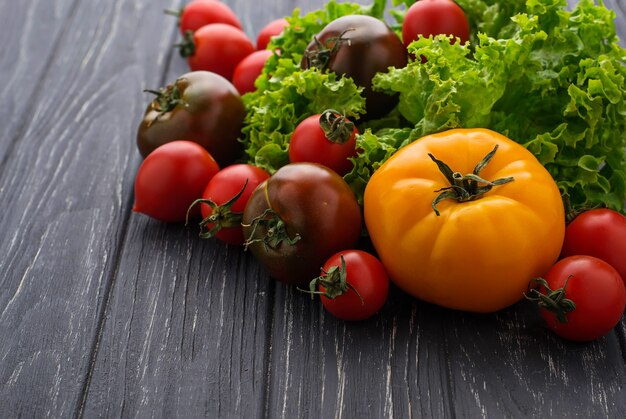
[0,0,624,417]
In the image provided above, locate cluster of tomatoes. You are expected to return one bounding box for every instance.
[130,0,626,337]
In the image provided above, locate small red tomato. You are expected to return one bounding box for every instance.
[134,141,220,223]
[308,250,389,321]
[527,255,626,342]
[288,111,359,176]
[256,18,289,50]
[560,208,626,286]
[195,164,270,245]
[170,0,242,34]
[232,49,273,95]
[178,23,255,80]
[402,0,470,48]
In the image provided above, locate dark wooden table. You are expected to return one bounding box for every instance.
[1,0,625,417]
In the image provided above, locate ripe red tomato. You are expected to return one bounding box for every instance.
[310,250,389,321]
[232,49,273,95]
[133,141,220,223]
[528,255,626,342]
[242,163,362,286]
[402,0,470,49]
[178,23,255,80]
[196,164,270,245]
[288,111,358,176]
[170,0,242,34]
[256,18,289,50]
[560,208,626,286]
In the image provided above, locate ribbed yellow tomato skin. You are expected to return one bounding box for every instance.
[364,129,565,312]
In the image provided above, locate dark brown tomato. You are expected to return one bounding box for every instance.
[242,163,362,286]
[301,15,408,120]
[137,71,245,167]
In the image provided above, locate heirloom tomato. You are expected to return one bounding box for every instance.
[134,141,219,223]
[242,163,362,286]
[301,15,407,119]
[527,255,626,342]
[137,71,245,167]
[560,208,626,285]
[364,128,565,313]
[195,164,270,245]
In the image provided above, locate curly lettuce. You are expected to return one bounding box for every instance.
[363,0,626,212]
[241,0,626,213]
[241,0,386,172]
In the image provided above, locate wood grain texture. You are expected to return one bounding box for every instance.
[0,0,624,418]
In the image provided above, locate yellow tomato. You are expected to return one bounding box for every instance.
[364,128,565,312]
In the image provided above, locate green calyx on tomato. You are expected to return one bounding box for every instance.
[176,30,196,58]
[319,110,355,144]
[302,29,354,71]
[525,277,576,324]
[302,256,363,302]
[143,85,183,119]
[243,207,302,251]
[189,180,248,239]
[429,145,514,216]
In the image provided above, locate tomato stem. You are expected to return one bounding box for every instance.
[187,180,249,239]
[525,276,577,324]
[144,82,184,119]
[302,28,355,71]
[299,256,364,304]
[319,110,355,144]
[429,145,514,216]
[243,208,301,251]
[175,30,195,58]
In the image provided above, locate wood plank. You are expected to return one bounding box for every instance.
[0,0,182,416]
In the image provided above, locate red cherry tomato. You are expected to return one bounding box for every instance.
[310,250,389,321]
[232,49,273,95]
[256,18,289,50]
[560,208,626,286]
[402,0,470,49]
[179,23,255,80]
[173,0,242,34]
[197,164,270,245]
[528,255,626,342]
[134,141,220,223]
[288,111,359,176]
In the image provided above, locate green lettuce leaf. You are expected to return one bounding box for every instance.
[370,0,626,212]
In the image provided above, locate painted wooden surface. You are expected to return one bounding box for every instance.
[0,0,624,417]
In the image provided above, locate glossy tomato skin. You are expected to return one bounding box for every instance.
[137,71,245,167]
[402,0,470,49]
[538,255,626,342]
[185,23,255,80]
[232,49,273,95]
[560,208,626,286]
[242,163,362,286]
[301,15,408,120]
[134,141,219,223]
[200,164,270,245]
[364,128,565,313]
[288,113,358,176]
[256,18,289,50]
[177,0,242,34]
[319,250,389,321]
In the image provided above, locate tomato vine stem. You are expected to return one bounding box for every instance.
[428,145,514,216]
